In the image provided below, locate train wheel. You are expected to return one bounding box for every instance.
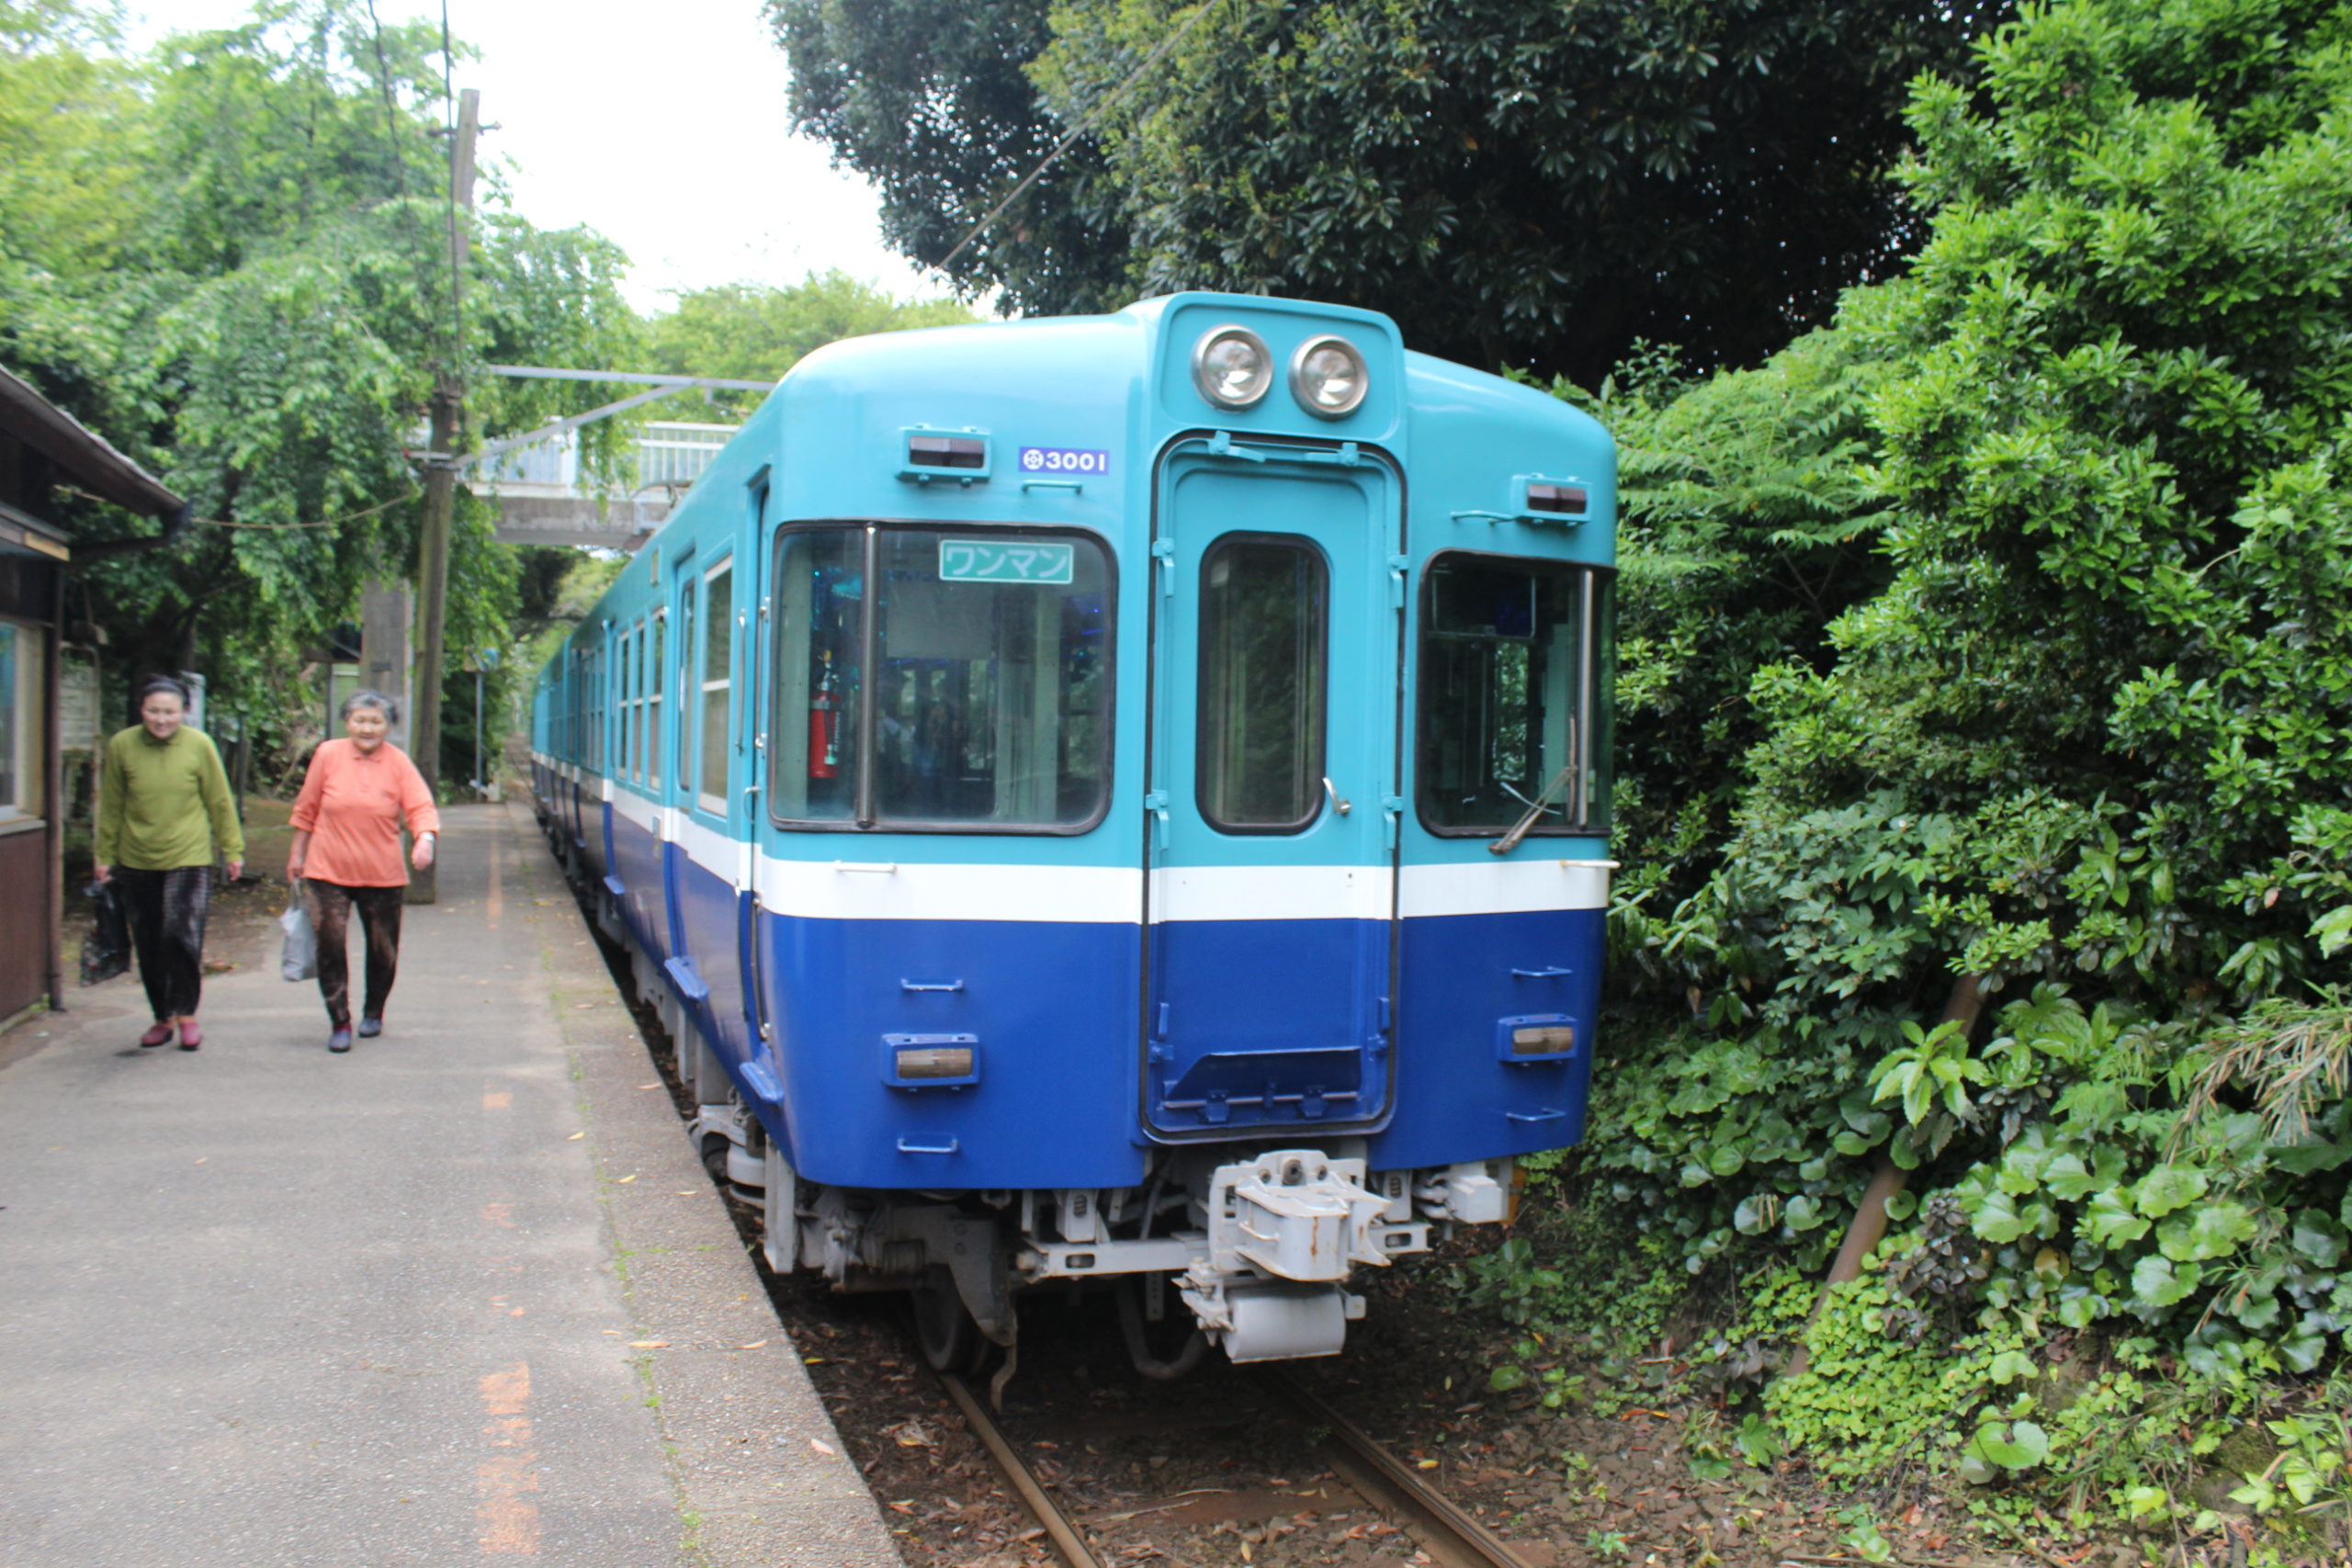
[1117,1277,1207,1380]
[910,1268,980,1374]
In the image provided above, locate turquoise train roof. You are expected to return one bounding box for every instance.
[563,292,1614,655]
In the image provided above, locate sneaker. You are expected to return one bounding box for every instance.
[357,1017,382,1038]
[140,1022,175,1048]
[328,1028,353,1054]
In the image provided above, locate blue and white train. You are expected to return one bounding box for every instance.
[531,293,1615,1372]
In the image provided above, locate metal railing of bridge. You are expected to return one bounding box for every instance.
[476,421,741,494]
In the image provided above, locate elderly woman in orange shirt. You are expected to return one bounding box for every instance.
[286,690,440,1053]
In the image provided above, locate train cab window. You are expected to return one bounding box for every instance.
[697,560,733,815]
[1197,536,1328,831]
[1417,552,1614,837]
[772,525,1113,831]
[771,529,861,821]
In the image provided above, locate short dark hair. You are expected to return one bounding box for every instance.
[138,675,191,707]
[341,688,399,724]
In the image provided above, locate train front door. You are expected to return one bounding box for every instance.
[1142,439,1405,1138]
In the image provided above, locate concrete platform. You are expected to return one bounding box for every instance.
[0,803,901,1568]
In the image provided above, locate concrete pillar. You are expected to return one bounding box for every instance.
[359,581,413,753]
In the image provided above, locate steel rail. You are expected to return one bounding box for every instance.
[1256,1367,1535,1568]
[934,1371,1108,1568]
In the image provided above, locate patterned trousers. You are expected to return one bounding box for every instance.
[113,866,213,1021]
[303,879,407,1028]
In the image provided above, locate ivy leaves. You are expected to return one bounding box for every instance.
[1871,1019,1985,1125]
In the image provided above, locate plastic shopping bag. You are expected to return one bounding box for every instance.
[79,879,130,986]
[279,886,318,982]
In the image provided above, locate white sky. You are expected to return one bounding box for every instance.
[129,0,951,315]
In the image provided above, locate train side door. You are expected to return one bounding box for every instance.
[1142,441,1404,1138]
[736,477,772,1061]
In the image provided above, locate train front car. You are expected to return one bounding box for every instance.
[550,291,1615,1373]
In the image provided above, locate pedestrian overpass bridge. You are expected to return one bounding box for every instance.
[475,367,768,550]
[480,418,739,550]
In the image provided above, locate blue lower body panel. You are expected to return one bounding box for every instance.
[1145,918,1390,1136]
[609,809,669,958]
[672,850,752,1069]
[755,912,1148,1191]
[1365,907,1602,1170]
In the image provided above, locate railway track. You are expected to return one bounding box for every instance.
[582,893,1544,1567]
[936,1363,1536,1568]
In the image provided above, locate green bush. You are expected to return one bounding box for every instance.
[1506,0,2352,1547]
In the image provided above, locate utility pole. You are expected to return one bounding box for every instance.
[410,85,479,905]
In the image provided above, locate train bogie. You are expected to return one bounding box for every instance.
[532,293,1613,1370]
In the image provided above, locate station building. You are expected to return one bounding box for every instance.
[0,366,186,1029]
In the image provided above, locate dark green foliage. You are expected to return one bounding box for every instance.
[1039,0,2008,384]
[766,0,1132,317]
[1577,330,1904,931]
[1469,0,2352,1531]
[1591,0,2352,1283]
[777,0,2007,382]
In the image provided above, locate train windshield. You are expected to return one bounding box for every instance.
[771,525,1114,831]
[1416,551,1613,837]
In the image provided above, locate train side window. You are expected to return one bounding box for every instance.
[697,560,733,816]
[648,609,665,790]
[675,575,695,795]
[771,527,863,822]
[616,624,633,783]
[594,640,607,773]
[632,621,647,783]
[629,620,646,784]
[1197,535,1328,833]
[1415,552,1615,837]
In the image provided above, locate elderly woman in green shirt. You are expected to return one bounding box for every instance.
[95,677,243,1051]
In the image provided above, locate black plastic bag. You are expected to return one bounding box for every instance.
[80,878,130,987]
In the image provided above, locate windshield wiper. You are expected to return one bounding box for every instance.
[1490,762,1576,855]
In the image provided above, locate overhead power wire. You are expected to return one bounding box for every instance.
[937,0,1226,273]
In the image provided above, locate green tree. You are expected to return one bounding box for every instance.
[0,1,138,279]
[1041,0,2013,382]
[768,0,1131,317]
[782,0,2008,382]
[0,1,636,773]
[642,272,975,418]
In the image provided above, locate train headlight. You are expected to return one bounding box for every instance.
[1191,325,1273,410]
[1289,334,1368,419]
